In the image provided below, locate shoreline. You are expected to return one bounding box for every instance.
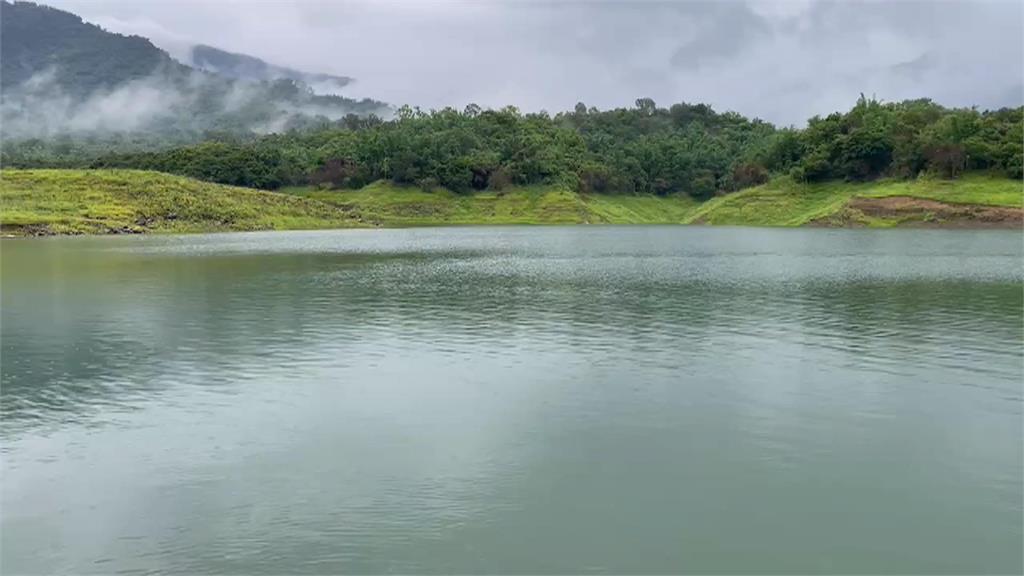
[3,215,1021,238]
[2,169,1021,237]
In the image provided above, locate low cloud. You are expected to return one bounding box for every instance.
[33,0,1024,126]
[1,68,176,136]
[1,66,388,139]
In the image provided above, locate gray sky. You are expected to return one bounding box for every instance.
[45,0,1024,126]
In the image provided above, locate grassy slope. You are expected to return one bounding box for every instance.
[2,169,1018,236]
[684,174,1022,227]
[1,169,362,235]
[857,175,1023,207]
[282,181,700,226]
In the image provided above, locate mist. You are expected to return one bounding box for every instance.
[0,65,389,140]
[43,0,1024,127]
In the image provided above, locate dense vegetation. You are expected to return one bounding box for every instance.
[768,98,1023,182]
[70,97,1021,197]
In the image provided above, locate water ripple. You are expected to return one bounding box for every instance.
[2,227,1021,574]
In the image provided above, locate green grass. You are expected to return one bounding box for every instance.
[1,169,363,235]
[857,174,1023,208]
[684,173,1022,227]
[685,178,857,226]
[582,193,700,223]
[2,169,1018,236]
[281,181,700,226]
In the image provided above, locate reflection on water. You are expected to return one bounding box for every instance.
[2,227,1022,574]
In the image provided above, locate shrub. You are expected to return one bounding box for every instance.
[731,162,769,190]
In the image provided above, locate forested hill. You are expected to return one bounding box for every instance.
[0,0,184,97]
[59,98,1021,196]
[0,1,389,140]
[1,2,1019,201]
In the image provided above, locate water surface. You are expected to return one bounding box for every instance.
[2,227,1021,574]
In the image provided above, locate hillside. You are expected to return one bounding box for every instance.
[0,170,363,235]
[0,1,388,139]
[686,174,1022,227]
[0,0,183,97]
[2,170,1018,236]
[283,173,1021,228]
[68,96,1021,205]
[282,181,701,226]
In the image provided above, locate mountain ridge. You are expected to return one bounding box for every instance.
[188,44,353,94]
[0,0,187,97]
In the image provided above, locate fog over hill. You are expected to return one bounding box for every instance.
[187,44,353,96]
[39,0,1024,126]
[0,1,388,139]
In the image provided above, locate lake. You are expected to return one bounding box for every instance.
[2,227,1021,574]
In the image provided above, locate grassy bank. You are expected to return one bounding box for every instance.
[0,169,362,235]
[1,169,1019,236]
[281,181,700,226]
[284,173,1021,228]
[684,174,1022,227]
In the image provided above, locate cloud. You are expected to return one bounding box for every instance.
[669,2,773,71]
[2,68,167,135]
[0,66,384,139]
[41,0,1024,126]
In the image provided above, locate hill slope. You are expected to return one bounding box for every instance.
[282,174,1020,228]
[2,170,1019,236]
[0,0,183,97]
[685,174,1022,227]
[0,170,363,235]
[282,181,701,226]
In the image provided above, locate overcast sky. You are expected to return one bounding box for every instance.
[44,0,1024,126]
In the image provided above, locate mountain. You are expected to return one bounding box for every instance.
[189,44,352,94]
[0,0,187,98]
[0,1,388,139]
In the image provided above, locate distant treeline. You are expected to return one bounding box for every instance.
[5,97,1022,195]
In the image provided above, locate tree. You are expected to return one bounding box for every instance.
[635,98,657,116]
[75,97,1022,195]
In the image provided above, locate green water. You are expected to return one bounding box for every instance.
[2,227,1021,574]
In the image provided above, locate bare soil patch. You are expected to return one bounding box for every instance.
[827,196,1022,228]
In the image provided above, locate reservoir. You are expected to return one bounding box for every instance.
[2,227,1021,574]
